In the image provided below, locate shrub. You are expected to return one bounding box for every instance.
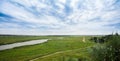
[89,35,120,61]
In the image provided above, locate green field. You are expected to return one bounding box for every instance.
[0,35,51,45]
[0,35,95,61]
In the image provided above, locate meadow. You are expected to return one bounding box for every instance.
[0,35,51,45]
[0,35,95,61]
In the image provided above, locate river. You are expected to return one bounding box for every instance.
[0,39,48,51]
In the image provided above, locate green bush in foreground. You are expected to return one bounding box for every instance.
[89,35,120,61]
[89,45,106,61]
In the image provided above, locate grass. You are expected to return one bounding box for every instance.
[0,36,45,45]
[0,35,67,45]
[34,47,92,61]
[0,36,95,61]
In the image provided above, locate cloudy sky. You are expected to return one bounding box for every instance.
[0,0,120,35]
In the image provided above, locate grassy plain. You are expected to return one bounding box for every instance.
[0,35,50,45]
[0,35,95,61]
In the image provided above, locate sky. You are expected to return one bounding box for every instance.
[0,0,120,35]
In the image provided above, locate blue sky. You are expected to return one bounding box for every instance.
[0,0,120,35]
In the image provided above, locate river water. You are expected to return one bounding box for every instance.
[0,39,48,51]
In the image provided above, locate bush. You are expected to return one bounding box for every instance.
[89,35,120,61]
[89,44,107,61]
[105,36,120,61]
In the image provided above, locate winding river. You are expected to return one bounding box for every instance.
[0,39,48,51]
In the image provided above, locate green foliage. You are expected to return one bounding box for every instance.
[105,35,120,61]
[89,35,120,61]
[89,44,107,61]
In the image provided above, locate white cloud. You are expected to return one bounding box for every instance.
[0,0,120,35]
[0,22,20,28]
[0,1,66,26]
